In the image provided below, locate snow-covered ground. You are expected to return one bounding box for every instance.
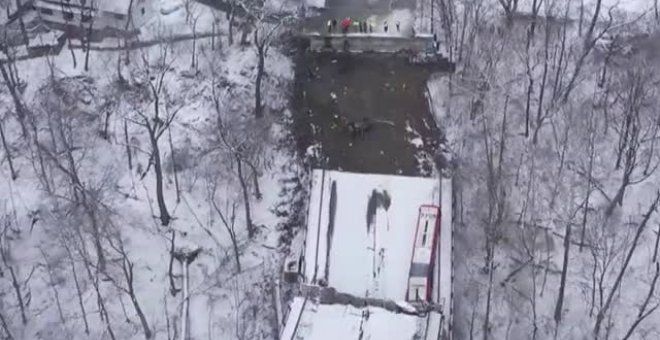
[0,1,300,339]
[305,0,327,9]
[281,297,425,340]
[303,170,441,301]
[426,2,660,339]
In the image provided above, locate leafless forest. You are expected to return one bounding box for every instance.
[1,0,660,339]
[431,0,660,339]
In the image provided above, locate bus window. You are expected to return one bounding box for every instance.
[421,220,429,246]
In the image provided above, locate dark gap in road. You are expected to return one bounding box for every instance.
[293,51,448,176]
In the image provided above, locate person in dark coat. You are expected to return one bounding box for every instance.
[384,21,388,32]
[332,19,337,31]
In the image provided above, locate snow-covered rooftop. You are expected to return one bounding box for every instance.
[98,0,136,13]
[281,297,426,340]
[303,169,441,301]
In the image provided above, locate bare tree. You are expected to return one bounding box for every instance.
[562,0,610,102]
[244,6,291,119]
[497,0,518,19]
[36,78,108,271]
[124,0,136,65]
[130,47,182,226]
[605,68,658,216]
[208,65,270,238]
[480,94,509,340]
[594,192,660,337]
[0,115,17,179]
[82,0,95,71]
[106,234,153,339]
[62,239,90,335]
[579,101,598,251]
[554,205,582,323]
[621,262,660,340]
[209,178,242,272]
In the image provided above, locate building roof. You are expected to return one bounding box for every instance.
[303,169,440,301]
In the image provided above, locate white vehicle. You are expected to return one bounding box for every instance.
[406,205,441,302]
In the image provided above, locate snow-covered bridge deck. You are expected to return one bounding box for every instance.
[281,297,428,340]
[302,169,441,301]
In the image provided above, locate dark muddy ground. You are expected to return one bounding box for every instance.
[293,52,448,176]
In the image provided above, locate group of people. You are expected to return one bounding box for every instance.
[326,18,401,34]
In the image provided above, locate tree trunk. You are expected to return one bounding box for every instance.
[168,231,180,295]
[235,155,254,238]
[212,197,241,272]
[532,23,550,145]
[15,0,28,47]
[255,47,265,119]
[228,7,235,46]
[151,131,171,226]
[554,222,572,323]
[101,111,111,140]
[483,245,494,340]
[86,205,107,273]
[524,77,533,138]
[68,36,77,69]
[124,0,135,65]
[580,120,595,251]
[579,0,584,36]
[84,11,93,72]
[654,224,660,263]
[65,244,90,334]
[125,259,152,339]
[124,120,133,170]
[0,118,17,180]
[191,20,197,70]
[167,128,180,203]
[1,250,26,325]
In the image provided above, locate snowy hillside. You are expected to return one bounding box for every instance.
[0,1,301,339]
[428,0,660,339]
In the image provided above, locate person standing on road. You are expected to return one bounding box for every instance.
[341,17,351,33]
[396,21,400,32]
[327,20,332,33]
[384,20,388,32]
[332,19,337,31]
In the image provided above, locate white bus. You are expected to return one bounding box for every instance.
[406,204,441,302]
